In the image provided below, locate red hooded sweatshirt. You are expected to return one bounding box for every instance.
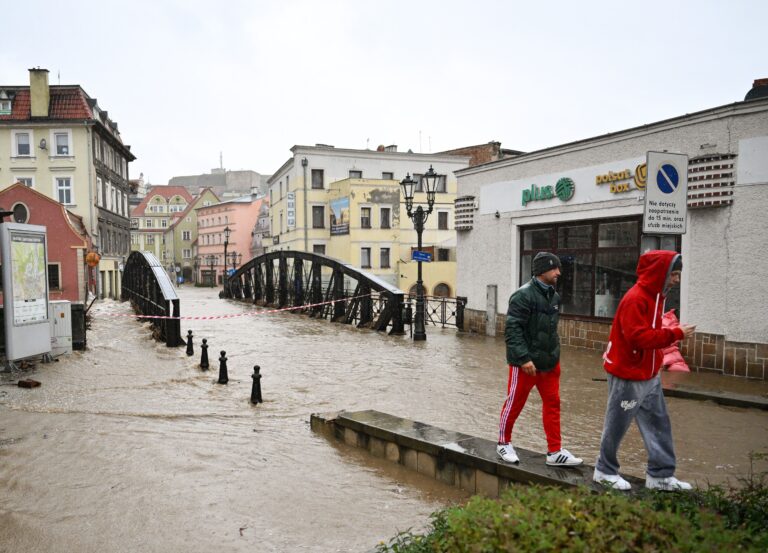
[603,250,686,381]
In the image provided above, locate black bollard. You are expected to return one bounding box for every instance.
[250,365,262,404]
[200,339,209,370]
[186,330,194,356]
[217,351,228,384]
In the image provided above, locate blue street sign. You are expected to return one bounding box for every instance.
[227,268,236,276]
[656,163,679,194]
[412,250,432,262]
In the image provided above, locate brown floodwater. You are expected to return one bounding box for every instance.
[1,286,766,552]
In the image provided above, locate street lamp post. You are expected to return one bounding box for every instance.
[400,165,439,341]
[222,226,231,297]
[229,251,242,271]
[193,256,200,285]
[207,254,216,287]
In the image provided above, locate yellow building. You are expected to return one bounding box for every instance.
[0,68,136,299]
[267,145,468,296]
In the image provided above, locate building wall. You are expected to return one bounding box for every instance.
[0,184,88,304]
[456,100,768,377]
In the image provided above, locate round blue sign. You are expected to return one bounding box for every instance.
[656,163,679,194]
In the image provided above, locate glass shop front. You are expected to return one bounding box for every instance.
[519,216,680,320]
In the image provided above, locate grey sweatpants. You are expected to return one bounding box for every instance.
[595,374,676,478]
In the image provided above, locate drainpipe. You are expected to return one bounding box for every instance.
[301,157,308,252]
[85,122,99,300]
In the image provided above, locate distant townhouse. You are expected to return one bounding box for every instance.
[196,194,265,285]
[130,186,193,263]
[163,188,219,282]
[267,144,469,295]
[0,68,136,299]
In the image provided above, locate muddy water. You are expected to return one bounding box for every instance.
[1,286,766,552]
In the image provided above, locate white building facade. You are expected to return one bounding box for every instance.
[456,95,768,379]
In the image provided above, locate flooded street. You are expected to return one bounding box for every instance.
[1,285,767,552]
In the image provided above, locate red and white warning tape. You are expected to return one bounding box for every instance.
[95,294,376,321]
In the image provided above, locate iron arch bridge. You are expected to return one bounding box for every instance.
[121,251,182,347]
[224,251,406,335]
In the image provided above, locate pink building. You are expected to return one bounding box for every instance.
[196,195,266,285]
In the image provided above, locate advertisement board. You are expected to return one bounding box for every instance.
[330,197,350,235]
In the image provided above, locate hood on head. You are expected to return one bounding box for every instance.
[636,250,680,295]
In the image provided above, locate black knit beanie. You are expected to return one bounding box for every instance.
[532,252,561,276]
[672,255,683,271]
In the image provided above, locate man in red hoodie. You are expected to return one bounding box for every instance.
[594,250,696,491]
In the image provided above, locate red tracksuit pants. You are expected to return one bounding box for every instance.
[498,362,561,452]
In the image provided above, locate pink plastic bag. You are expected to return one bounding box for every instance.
[661,310,690,372]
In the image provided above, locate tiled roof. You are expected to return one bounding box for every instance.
[0,87,92,121]
[168,188,220,231]
[131,186,195,217]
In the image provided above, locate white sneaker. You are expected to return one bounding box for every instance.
[645,475,693,491]
[593,468,631,490]
[496,443,519,463]
[546,448,583,467]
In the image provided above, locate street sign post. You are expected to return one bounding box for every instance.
[643,151,689,234]
[412,250,432,263]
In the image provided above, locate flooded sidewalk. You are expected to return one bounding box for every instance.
[1,286,766,552]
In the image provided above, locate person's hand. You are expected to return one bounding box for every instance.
[520,361,536,376]
[679,324,696,338]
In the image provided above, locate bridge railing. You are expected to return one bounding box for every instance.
[225,251,405,335]
[121,251,182,347]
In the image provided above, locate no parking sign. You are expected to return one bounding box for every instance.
[643,151,688,234]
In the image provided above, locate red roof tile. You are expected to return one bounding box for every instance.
[130,186,196,217]
[0,87,92,121]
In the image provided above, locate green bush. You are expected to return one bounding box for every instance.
[377,480,768,553]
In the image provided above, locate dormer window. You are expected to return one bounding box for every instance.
[0,99,11,115]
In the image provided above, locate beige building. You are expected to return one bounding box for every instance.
[130,186,194,264]
[267,144,468,295]
[0,68,136,299]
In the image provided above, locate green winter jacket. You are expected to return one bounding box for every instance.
[504,278,561,372]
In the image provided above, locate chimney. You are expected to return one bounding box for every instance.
[745,78,768,101]
[29,68,50,118]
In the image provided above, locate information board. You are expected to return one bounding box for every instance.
[1,223,51,362]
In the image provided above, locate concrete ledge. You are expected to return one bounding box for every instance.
[311,409,645,497]
[662,385,768,410]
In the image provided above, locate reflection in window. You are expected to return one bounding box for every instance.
[559,254,593,316]
[523,228,551,250]
[598,221,638,247]
[595,251,637,317]
[558,225,592,249]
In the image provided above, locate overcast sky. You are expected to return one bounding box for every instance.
[2,0,766,184]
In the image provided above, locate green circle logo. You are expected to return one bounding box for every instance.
[555,177,575,202]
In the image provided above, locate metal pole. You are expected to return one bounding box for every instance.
[223,239,229,297]
[413,206,426,341]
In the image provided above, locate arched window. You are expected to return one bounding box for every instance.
[433,283,451,297]
[408,284,419,296]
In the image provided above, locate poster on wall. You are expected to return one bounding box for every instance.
[1,222,51,364]
[330,197,350,235]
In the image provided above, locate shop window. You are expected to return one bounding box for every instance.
[523,227,552,250]
[519,217,664,319]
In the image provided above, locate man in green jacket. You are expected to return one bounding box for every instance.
[496,252,583,467]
